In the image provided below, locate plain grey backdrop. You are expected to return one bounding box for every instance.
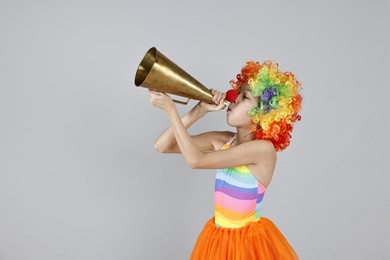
[0,0,389,259]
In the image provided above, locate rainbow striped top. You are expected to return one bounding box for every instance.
[214,134,266,228]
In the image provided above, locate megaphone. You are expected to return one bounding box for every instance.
[134,47,214,105]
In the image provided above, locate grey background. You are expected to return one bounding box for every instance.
[0,0,389,259]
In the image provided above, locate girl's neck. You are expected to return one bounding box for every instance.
[233,128,255,146]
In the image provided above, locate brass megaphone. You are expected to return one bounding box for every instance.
[134,47,214,105]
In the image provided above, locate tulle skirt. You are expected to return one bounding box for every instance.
[190,217,298,260]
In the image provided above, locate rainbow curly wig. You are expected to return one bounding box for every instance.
[228,61,302,151]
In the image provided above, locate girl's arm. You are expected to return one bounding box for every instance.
[153,90,227,153]
[166,103,273,169]
[150,90,274,170]
[154,102,207,153]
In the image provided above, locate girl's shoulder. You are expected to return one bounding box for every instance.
[231,139,277,161]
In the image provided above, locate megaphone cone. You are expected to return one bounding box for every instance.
[134,47,214,105]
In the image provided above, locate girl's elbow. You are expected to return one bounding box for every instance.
[189,162,198,169]
[154,142,166,153]
[188,159,203,169]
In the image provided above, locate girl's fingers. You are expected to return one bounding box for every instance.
[211,90,218,103]
[220,93,226,104]
[149,89,163,95]
[216,92,224,104]
[211,90,222,104]
[215,93,226,109]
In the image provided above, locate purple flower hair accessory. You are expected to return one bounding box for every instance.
[262,87,277,104]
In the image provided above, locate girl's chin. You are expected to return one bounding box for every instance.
[226,119,236,127]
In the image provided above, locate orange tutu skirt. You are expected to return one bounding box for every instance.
[190,217,298,260]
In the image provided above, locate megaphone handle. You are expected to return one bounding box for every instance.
[172,98,190,105]
[172,98,227,107]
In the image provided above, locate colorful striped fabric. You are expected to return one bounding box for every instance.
[214,135,266,228]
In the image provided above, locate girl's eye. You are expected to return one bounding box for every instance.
[244,96,249,99]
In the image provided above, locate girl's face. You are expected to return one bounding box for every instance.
[226,83,259,128]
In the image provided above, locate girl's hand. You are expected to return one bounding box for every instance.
[148,89,176,112]
[198,89,226,113]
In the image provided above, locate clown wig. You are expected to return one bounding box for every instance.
[228,61,302,151]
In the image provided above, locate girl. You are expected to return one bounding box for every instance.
[149,60,302,260]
